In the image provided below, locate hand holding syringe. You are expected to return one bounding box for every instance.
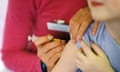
[28,34,66,72]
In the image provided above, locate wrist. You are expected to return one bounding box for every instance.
[47,66,53,72]
[106,67,115,72]
[109,69,115,72]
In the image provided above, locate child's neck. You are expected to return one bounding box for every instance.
[105,19,120,45]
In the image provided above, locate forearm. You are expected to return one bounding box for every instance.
[106,67,115,72]
[51,41,78,72]
[51,58,77,72]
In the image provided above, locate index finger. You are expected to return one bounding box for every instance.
[33,34,53,46]
[77,12,92,40]
[91,21,99,35]
[69,7,89,40]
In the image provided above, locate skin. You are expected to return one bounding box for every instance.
[35,1,120,71]
[88,0,120,21]
[51,39,115,72]
[76,0,120,71]
[33,34,65,72]
[87,0,120,43]
[52,0,120,71]
[34,7,99,72]
[76,40,114,72]
[70,7,99,41]
[51,40,78,72]
[51,40,114,72]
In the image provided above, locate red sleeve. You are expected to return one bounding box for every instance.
[1,0,42,72]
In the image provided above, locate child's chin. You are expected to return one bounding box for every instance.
[92,16,101,21]
[92,15,106,21]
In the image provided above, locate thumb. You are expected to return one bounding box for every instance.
[33,34,53,46]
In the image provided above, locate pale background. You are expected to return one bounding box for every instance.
[0,0,12,71]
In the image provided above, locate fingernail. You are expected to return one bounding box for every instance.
[77,35,82,41]
[92,31,95,36]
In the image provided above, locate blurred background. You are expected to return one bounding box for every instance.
[0,0,11,72]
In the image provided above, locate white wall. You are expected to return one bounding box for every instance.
[0,0,7,48]
[0,0,12,72]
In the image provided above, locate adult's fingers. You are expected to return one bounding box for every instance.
[77,12,92,40]
[69,7,89,40]
[48,51,62,68]
[41,39,64,53]
[33,34,53,46]
[37,39,64,63]
[46,45,64,60]
[91,21,99,35]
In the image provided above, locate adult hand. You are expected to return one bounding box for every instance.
[76,40,114,72]
[69,7,99,41]
[33,35,65,72]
